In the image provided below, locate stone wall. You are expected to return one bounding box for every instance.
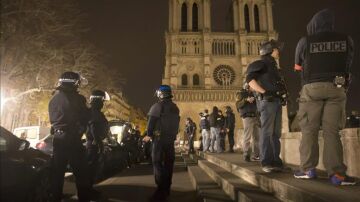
[234,128,360,178]
[280,128,360,178]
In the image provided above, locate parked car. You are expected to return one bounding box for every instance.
[35,133,53,156]
[13,126,50,148]
[0,126,51,202]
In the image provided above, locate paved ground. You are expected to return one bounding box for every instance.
[63,156,201,202]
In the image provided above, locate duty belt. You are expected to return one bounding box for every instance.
[256,94,279,102]
[243,112,257,118]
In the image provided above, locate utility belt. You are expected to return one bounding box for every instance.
[242,112,257,118]
[306,75,348,88]
[256,94,281,102]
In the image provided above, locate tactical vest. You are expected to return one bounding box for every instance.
[304,32,348,84]
[158,101,180,141]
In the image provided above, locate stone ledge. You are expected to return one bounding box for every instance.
[199,152,360,202]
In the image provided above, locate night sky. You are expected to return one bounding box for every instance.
[81,0,360,114]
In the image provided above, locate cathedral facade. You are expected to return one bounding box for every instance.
[162,0,278,140]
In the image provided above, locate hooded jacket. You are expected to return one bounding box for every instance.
[294,9,354,85]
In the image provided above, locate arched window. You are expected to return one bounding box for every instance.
[244,4,250,32]
[181,74,188,86]
[254,5,260,32]
[193,74,200,86]
[181,3,188,32]
[192,3,198,31]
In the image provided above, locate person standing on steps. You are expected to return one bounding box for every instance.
[236,84,260,162]
[292,9,356,186]
[224,106,235,153]
[246,39,287,173]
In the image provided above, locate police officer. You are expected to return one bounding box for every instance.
[199,111,211,152]
[246,39,286,173]
[48,71,100,202]
[293,9,356,185]
[184,118,196,153]
[236,83,260,161]
[86,90,109,184]
[143,85,180,201]
[224,106,235,153]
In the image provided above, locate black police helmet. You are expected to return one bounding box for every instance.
[259,39,284,56]
[90,90,110,102]
[59,71,81,87]
[155,85,173,99]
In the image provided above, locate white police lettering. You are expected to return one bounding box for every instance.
[310,41,347,53]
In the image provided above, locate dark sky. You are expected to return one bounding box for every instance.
[81,0,360,114]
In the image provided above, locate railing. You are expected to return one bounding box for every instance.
[173,89,238,102]
[211,33,237,56]
[175,32,269,57]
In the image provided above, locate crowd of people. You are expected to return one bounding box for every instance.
[185,8,357,187]
[46,8,357,202]
[184,106,235,154]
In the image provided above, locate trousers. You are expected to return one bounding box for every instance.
[298,82,347,175]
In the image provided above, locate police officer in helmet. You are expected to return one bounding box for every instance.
[293,9,356,185]
[246,39,286,173]
[143,85,180,201]
[48,71,100,202]
[86,90,109,184]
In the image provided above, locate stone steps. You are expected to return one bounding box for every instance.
[188,165,234,202]
[198,160,280,202]
[198,152,360,202]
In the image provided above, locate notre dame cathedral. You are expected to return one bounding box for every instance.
[162,0,278,139]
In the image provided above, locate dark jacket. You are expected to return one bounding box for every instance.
[49,87,89,134]
[218,114,225,129]
[225,112,235,129]
[147,99,180,141]
[199,115,210,130]
[86,108,108,145]
[294,9,354,86]
[236,89,258,118]
[246,55,282,92]
[185,122,196,136]
[209,112,221,128]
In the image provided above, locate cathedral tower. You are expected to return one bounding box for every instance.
[163,0,278,140]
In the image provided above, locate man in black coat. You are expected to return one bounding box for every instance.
[143,85,180,201]
[224,106,235,153]
[86,90,109,184]
[48,71,100,202]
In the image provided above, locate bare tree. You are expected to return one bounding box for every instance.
[0,0,124,129]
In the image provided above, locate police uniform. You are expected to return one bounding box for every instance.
[49,85,94,202]
[86,103,108,183]
[236,90,260,160]
[147,98,180,198]
[246,53,284,169]
[294,9,354,180]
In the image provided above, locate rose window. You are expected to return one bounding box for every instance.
[213,65,235,86]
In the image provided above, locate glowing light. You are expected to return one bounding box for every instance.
[0,91,5,114]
